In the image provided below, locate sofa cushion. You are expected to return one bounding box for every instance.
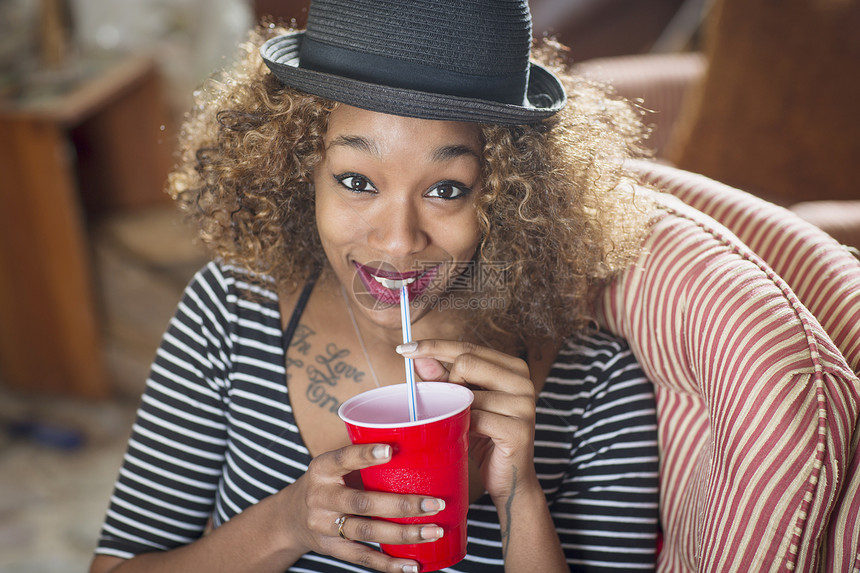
[597,190,860,570]
[629,159,860,376]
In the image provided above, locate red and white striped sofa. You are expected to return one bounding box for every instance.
[597,160,860,571]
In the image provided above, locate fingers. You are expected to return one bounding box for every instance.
[309,444,446,519]
[398,339,532,395]
[326,541,421,573]
[335,514,444,545]
[469,382,535,420]
[313,442,393,477]
[287,442,449,572]
[411,356,449,382]
[324,514,442,573]
[469,409,533,452]
[313,482,444,520]
[302,444,447,571]
[321,513,443,573]
[399,339,526,374]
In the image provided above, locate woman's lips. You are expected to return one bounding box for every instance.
[362,266,424,281]
[353,262,439,305]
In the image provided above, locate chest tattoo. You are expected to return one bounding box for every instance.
[285,325,313,380]
[288,323,369,413]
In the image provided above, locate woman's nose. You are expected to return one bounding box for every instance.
[367,197,428,257]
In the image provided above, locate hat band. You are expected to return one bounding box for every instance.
[299,36,529,106]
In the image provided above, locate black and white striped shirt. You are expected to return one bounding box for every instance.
[96,262,659,571]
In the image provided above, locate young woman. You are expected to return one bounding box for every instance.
[91,1,659,571]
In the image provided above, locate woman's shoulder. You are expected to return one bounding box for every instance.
[177,261,281,328]
[557,328,633,364]
[548,328,646,386]
[185,261,279,302]
[548,329,654,417]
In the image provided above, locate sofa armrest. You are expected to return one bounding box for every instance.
[597,189,860,571]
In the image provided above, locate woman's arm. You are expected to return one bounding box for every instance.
[90,442,445,573]
[401,339,568,573]
[495,478,567,572]
[546,334,660,569]
[90,488,300,573]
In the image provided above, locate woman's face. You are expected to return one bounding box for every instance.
[314,104,483,329]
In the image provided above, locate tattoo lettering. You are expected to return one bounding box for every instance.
[305,343,367,413]
[286,325,313,382]
[307,344,365,385]
[285,357,303,381]
[502,466,518,561]
[307,379,340,413]
[291,325,314,355]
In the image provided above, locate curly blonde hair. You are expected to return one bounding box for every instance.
[169,25,654,344]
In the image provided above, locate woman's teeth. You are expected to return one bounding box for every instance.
[372,275,417,289]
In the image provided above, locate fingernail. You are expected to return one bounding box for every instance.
[396,342,417,355]
[372,445,391,459]
[401,565,419,573]
[420,498,445,513]
[420,525,444,540]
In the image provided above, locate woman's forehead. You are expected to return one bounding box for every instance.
[324,105,482,158]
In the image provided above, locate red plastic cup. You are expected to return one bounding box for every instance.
[338,382,474,571]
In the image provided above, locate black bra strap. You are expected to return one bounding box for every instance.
[283,269,320,350]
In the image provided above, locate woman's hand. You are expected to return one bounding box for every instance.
[276,442,446,573]
[398,340,569,572]
[397,340,539,505]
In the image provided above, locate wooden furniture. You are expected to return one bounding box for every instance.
[0,54,174,397]
[571,51,860,250]
[253,0,310,26]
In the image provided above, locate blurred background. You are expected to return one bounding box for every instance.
[1,0,857,571]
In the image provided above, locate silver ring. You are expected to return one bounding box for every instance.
[335,515,351,540]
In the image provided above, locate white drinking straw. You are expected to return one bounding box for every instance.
[400,285,418,422]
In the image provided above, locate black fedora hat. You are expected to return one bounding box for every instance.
[260,0,566,124]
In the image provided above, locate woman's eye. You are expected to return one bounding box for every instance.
[335,174,376,193]
[426,182,470,200]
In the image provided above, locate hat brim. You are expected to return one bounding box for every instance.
[260,32,566,125]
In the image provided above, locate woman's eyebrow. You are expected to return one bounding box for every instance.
[431,144,480,163]
[328,134,380,156]
[327,135,479,162]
